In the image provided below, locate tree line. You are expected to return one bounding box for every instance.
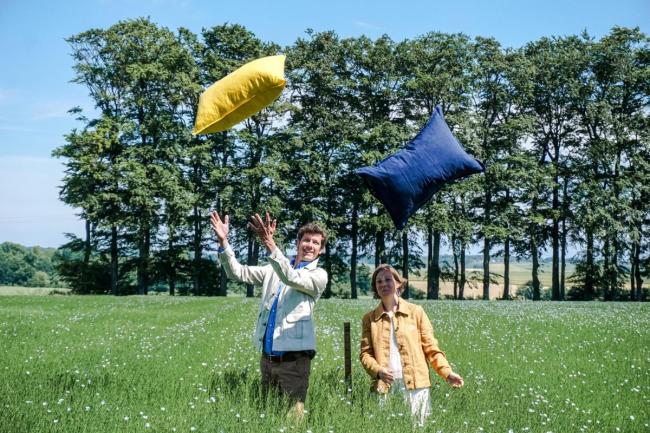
[0,242,64,288]
[53,19,649,300]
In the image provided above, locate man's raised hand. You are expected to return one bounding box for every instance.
[210,211,230,246]
[248,212,277,253]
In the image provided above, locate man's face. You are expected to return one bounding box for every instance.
[296,232,324,262]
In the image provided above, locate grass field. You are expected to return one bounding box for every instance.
[0,286,71,296]
[1,296,648,433]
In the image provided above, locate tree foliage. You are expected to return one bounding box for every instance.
[48,21,648,300]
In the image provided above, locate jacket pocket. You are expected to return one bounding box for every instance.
[285,302,310,340]
[285,301,310,323]
[286,308,310,323]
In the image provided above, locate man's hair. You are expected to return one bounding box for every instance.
[297,222,327,250]
[371,264,408,298]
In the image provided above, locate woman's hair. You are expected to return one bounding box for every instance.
[371,264,408,298]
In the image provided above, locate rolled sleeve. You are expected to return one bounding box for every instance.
[267,248,327,298]
[218,245,267,286]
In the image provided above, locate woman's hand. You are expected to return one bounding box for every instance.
[377,368,395,385]
[446,372,464,388]
[248,212,277,253]
[210,211,229,247]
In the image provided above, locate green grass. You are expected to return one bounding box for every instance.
[1,297,648,433]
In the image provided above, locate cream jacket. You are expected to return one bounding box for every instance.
[219,245,328,352]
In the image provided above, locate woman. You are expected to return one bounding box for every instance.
[359,264,464,425]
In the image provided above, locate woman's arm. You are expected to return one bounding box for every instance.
[359,313,382,379]
[418,307,464,387]
[417,307,452,380]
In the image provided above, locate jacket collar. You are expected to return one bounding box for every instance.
[293,257,319,270]
[372,299,410,321]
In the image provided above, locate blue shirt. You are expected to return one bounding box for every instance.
[263,259,310,355]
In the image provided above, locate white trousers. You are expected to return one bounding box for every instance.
[380,378,431,426]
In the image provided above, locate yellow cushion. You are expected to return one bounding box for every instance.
[192,55,286,135]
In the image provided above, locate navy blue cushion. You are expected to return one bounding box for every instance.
[355,106,484,230]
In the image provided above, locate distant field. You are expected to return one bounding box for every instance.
[402,262,577,299]
[481,262,577,287]
[408,262,575,286]
[0,286,71,296]
[1,297,648,433]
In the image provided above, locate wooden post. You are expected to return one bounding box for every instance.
[344,321,352,392]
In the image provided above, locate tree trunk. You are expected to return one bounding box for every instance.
[137,119,151,296]
[483,236,490,300]
[218,266,228,296]
[483,187,491,300]
[427,228,440,300]
[452,235,458,300]
[83,219,91,293]
[613,238,620,300]
[169,276,175,297]
[630,243,636,301]
[168,236,176,297]
[503,236,510,299]
[350,202,358,299]
[560,218,567,301]
[503,187,511,300]
[585,228,595,299]
[137,223,150,295]
[246,236,256,298]
[459,240,466,300]
[83,219,91,266]
[144,227,150,295]
[192,205,202,295]
[610,150,622,299]
[560,178,568,300]
[632,195,645,301]
[427,229,432,296]
[375,229,385,268]
[634,238,643,301]
[603,238,611,301]
[324,242,332,298]
[531,232,541,301]
[111,225,118,296]
[551,166,560,301]
[402,230,409,299]
[324,182,334,299]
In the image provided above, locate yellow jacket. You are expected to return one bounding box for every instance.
[360,299,451,393]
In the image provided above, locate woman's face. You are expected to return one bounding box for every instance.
[375,269,399,299]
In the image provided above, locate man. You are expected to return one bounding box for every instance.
[210,211,328,420]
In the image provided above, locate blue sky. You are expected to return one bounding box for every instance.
[0,0,648,248]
